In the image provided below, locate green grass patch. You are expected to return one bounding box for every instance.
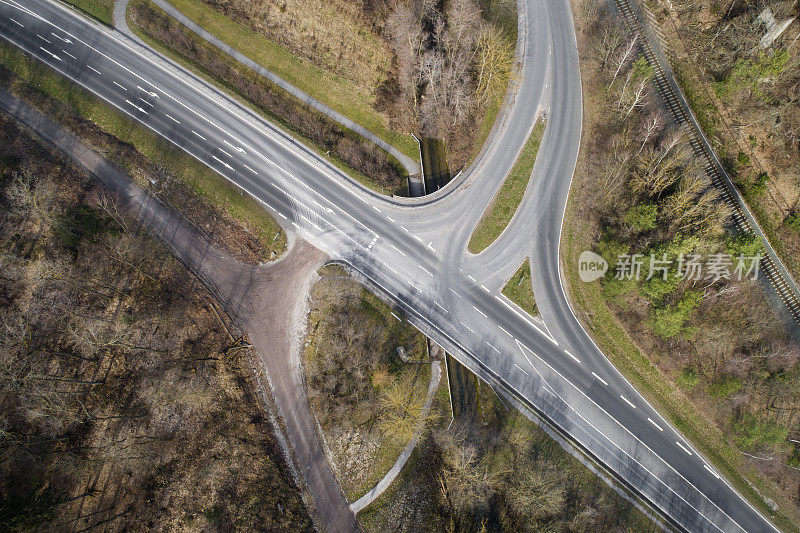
[155,0,417,160]
[468,118,544,253]
[502,258,537,316]
[61,0,114,25]
[0,41,285,258]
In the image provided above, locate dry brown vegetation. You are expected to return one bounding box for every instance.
[0,115,311,530]
[358,381,658,532]
[129,0,409,195]
[187,0,517,174]
[565,0,800,523]
[383,0,516,170]
[303,269,430,498]
[200,0,395,92]
[650,0,800,278]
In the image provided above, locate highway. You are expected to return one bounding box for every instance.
[0,0,784,531]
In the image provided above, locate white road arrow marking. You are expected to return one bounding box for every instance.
[136,85,159,98]
[223,139,246,154]
[124,99,148,114]
[38,46,61,61]
[211,155,233,170]
[50,32,71,43]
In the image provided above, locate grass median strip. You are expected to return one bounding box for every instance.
[0,40,286,259]
[157,0,417,160]
[468,118,544,254]
[502,259,537,316]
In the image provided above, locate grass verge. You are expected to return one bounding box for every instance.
[502,258,537,316]
[468,118,544,253]
[61,0,114,25]
[154,0,417,160]
[127,0,407,196]
[0,40,286,258]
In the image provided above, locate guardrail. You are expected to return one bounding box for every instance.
[612,0,800,325]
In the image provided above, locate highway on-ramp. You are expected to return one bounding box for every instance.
[0,1,784,531]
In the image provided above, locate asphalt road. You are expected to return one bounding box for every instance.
[0,1,785,531]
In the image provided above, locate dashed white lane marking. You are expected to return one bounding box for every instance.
[165,113,180,123]
[591,372,608,386]
[498,325,513,337]
[390,311,402,321]
[138,97,153,107]
[434,301,447,313]
[676,441,693,456]
[191,130,206,141]
[62,49,76,60]
[565,350,581,364]
[485,341,500,353]
[218,147,233,158]
[112,80,127,91]
[242,163,258,175]
[386,215,395,223]
[419,265,433,277]
[87,65,101,74]
[448,289,461,299]
[468,275,477,282]
[413,235,423,243]
[427,242,436,252]
[384,263,399,275]
[472,305,488,318]
[36,34,50,44]
[703,464,720,479]
[481,285,490,293]
[620,395,636,409]
[400,225,409,232]
[513,363,529,376]
[459,320,475,334]
[9,18,23,28]
[372,205,381,213]
[648,418,664,432]
[390,244,406,256]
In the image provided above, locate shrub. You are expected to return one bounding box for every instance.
[733,414,789,452]
[624,203,658,232]
[677,367,700,390]
[652,290,702,339]
[708,376,743,398]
